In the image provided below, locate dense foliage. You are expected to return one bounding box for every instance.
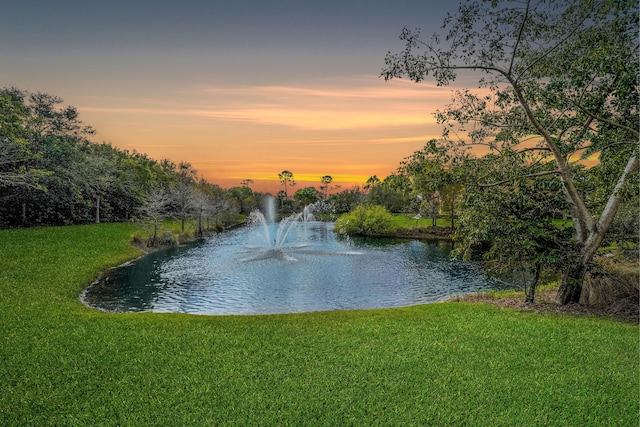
[453,176,575,303]
[334,204,398,237]
[0,87,259,231]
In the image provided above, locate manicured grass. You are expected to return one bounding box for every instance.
[1,224,638,425]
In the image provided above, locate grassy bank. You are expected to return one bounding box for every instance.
[1,224,637,425]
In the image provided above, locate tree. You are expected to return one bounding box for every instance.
[78,143,118,224]
[364,175,381,192]
[320,175,333,199]
[227,185,255,214]
[368,174,413,213]
[399,139,467,229]
[0,87,97,226]
[278,170,295,199]
[294,186,321,207]
[383,0,639,304]
[275,190,287,211]
[0,91,47,191]
[192,185,214,238]
[171,162,198,233]
[454,171,574,303]
[137,186,171,247]
[115,151,168,221]
[330,187,367,214]
[4,87,97,226]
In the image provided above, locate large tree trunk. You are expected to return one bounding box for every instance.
[555,156,640,305]
[525,264,542,304]
[556,260,588,305]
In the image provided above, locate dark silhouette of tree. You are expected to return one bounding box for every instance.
[278,170,295,199]
[320,175,333,199]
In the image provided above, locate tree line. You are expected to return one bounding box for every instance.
[0,87,267,232]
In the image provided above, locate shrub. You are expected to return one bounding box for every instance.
[334,205,398,237]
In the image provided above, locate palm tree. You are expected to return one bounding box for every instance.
[320,175,333,199]
[278,170,295,199]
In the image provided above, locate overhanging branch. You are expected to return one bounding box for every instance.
[478,170,561,188]
[575,103,640,140]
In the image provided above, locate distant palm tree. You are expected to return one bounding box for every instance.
[320,175,333,199]
[278,170,295,199]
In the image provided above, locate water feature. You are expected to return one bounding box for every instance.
[83,202,514,315]
[302,204,315,222]
[243,197,322,261]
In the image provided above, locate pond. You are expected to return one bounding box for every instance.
[82,221,513,315]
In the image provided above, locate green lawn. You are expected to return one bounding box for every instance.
[1,223,637,425]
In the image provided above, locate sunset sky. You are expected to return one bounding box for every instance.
[1,0,466,193]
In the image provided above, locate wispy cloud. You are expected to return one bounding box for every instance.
[197,75,451,100]
[79,75,451,131]
[191,75,449,130]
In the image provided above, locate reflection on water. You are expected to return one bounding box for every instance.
[83,222,513,315]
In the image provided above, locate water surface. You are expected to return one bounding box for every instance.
[83,222,510,315]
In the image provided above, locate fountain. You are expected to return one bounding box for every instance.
[244,196,308,261]
[302,205,315,222]
[243,197,347,261]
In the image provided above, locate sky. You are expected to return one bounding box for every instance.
[1,0,463,193]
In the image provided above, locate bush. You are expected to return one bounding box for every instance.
[334,205,398,237]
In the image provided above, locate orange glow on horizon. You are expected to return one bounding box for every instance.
[76,75,448,194]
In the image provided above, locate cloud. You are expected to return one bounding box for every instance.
[191,75,451,130]
[198,75,451,100]
[79,74,452,131]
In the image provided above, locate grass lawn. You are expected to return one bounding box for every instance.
[1,223,637,425]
